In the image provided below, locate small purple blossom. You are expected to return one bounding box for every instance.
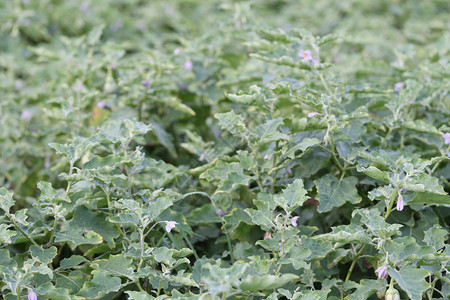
[21,110,33,120]
[308,112,319,118]
[298,49,312,61]
[44,158,51,169]
[22,0,30,4]
[264,232,272,240]
[75,81,85,91]
[97,101,106,109]
[111,63,117,69]
[15,80,23,90]
[287,167,292,174]
[442,133,450,144]
[28,290,37,300]
[375,265,388,279]
[291,216,299,227]
[184,60,193,70]
[165,221,177,233]
[400,188,406,193]
[396,195,404,211]
[217,209,226,217]
[22,19,31,27]
[311,58,320,66]
[394,82,404,92]
[141,80,151,88]
[79,2,90,13]
[109,20,124,32]
[173,48,180,55]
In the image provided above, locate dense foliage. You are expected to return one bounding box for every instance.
[1,0,449,299]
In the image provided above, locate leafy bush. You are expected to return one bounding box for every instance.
[0,0,449,299]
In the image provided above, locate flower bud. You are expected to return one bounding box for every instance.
[385,286,400,300]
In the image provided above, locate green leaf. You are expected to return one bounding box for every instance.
[125,291,154,300]
[254,118,290,145]
[59,255,88,270]
[407,192,450,205]
[356,165,390,182]
[346,279,386,300]
[423,225,447,251]
[245,193,276,231]
[387,265,430,300]
[0,187,14,213]
[240,273,299,291]
[68,205,121,248]
[215,111,250,138]
[188,204,221,225]
[278,246,311,270]
[29,245,57,264]
[402,174,446,195]
[0,224,16,244]
[316,175,362,213]
[281,179,308,211]
[285,138,321,159]
[92,254,134,278]
[34,282,71,300]
[49,137,99,163]
[77,270,122,299]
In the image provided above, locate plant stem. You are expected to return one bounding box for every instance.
[345,186,401,282]
[47,217,59,245]
[179,228,200,261]
[180,192,235,262]
[318,72,338,103]
[385,187,400,220]
[330,132,345,174]
[9,216,39,247]
[344,244,367,282]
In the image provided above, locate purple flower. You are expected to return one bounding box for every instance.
[141,80,151,88]
[375,265,388,279]
[109,20,123,33]
[311,58,320,66]
[22,0,30,4]
[442,133,450,145]
[400,188,406,193]
[75,81,85,91]
[97,101,106,109]
[184,60,193,70]
[263,232,272,240]
[28,290,37,300]
[307,112,318,118]
[394,82,404,92]
[165,221,177,233]
[15,80,23,90]
[22,19,31,27]
[217,209,226,217]
[173,48,180,55]
[298,49,312,61]
[21,110,33,120]
[111,63,117,70]
[287,167,292,174]
[291,216,299,227]
[44,158,51,169]
[396,196,404,211]
[79,2,90,13]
